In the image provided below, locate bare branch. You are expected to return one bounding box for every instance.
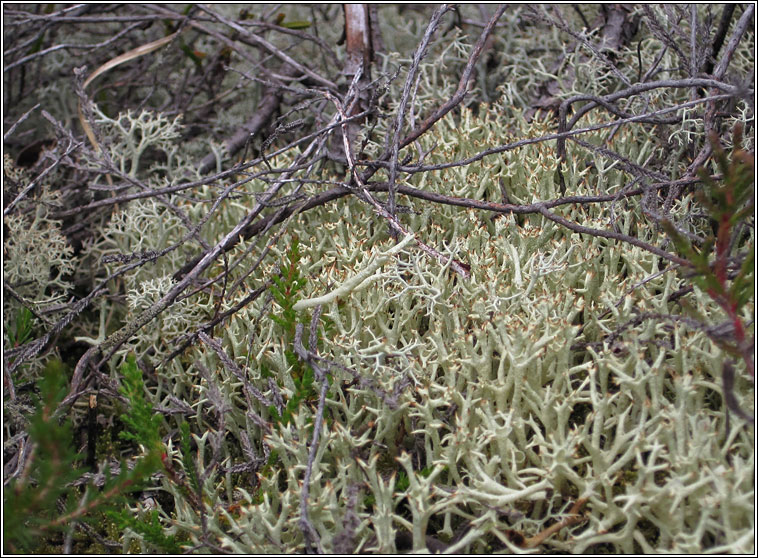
[398,5,506,148]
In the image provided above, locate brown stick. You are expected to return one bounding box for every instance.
[523,498,588,548]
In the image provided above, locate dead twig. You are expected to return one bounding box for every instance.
[397,5,507,149]
[386,4,454,224]
[537,205,689,267]
[293,308,327,554]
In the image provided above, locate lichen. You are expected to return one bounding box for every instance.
[96,102,753,553]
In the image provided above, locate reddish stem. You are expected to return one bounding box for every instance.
[715,214,731,285]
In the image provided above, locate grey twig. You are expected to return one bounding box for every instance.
[293,310,327,554]
[398,5,507,149]
[3,22,143,73]
[387,5,453,221]
[557,78,744,161]
[722,361,755,424]
[195,4,338,92]
[704,5,736,77]
[51,112,370,221]
[196,65,300,175]
[536,205,689,267]
[687,4,755,174]
[712,4,755,80]
[199,332,273,408]
[327,79,472,278]
[530,5,632,87]
[3,137,84,216]
[641,5,689,69]
[381,92,736,175]
[3,103,40,141]
[90,125,329,369]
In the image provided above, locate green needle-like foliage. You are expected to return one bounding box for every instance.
[179,421,200,494]
[662,124,754,422]
[3,357,171,553]
[268,237,319,426]
[109,509,184,554]
[3,361,83,553]
[118,355,163,457]
[270,237,308,341]
[108,357,188,552]
[7,306,34,348]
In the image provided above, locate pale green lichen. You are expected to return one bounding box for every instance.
[110,99,750,553]
[3,160,75,303]
[15,97,751,557]
[292,233,415,311]
[91,108,183,178]
[3,155,76,378]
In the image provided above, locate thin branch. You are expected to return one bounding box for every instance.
[194,4,338,91]
[51,111,371,220]
[379,92,736,175]
[293,310,327,554]
[558,78,744,161]
[4,138,84,216]
[3,103,40,141]
[712,4,755,80]
[326,77,472,278]
[398,5,507,149]
[92,118,331,373]
[537,205,690,267]
[687,4,755,174]
[3,22,144,73]
[704,5,736,77]
[387,4,454,221]
[171,172,707,283]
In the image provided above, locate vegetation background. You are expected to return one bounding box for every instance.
[3,3,754,553]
